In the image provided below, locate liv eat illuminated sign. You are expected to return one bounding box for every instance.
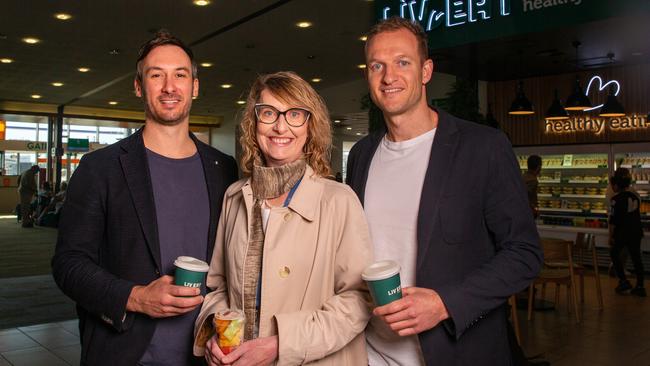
[381,0,512,31]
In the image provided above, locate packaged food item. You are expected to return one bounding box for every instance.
[214,310,244,355]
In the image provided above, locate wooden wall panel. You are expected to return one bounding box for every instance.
[489,63,650,146]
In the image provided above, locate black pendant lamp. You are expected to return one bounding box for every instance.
[546,89,569,120]
[599,53,625,117]
[508,81,535,115]
[564,76,592,111]
[564,41,591,111]
[599,85,625,117]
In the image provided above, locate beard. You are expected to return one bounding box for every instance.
[141,88,192,126]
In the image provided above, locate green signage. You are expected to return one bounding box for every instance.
[375,0,650,50]
[67,138,89,152]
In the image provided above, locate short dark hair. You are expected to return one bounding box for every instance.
[611,168,632,189]
[527,155,542,171]
[135,30,197,84]
[365,17,429,63]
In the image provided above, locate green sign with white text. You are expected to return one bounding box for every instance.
[375,0,650,50]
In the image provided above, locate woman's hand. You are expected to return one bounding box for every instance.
[205,334,228,366]
[221,335,279,366]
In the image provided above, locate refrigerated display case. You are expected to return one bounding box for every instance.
[515,143,650,257]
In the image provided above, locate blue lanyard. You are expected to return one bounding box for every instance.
[283,177,303,207]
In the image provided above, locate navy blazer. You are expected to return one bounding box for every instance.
[52,129,238,366]
[346,109,542,365]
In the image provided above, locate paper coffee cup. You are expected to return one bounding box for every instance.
[174,256,209,288]
[362,260,402,306]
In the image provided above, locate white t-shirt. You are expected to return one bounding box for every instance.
[364,128,436,366]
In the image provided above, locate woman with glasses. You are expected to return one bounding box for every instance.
[194,71,373,365]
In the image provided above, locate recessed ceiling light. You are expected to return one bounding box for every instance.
[346,127,352,130]
[220,84,233,89]
[31,94,42,99]
[77,67,90,72]
[296,21,312,28]
[236,100,246,105]
[359,36,368,42]
[51,82,64,87]
[54,13,72,20]
[334,120,341,123]
[200,62,213,67]
[357,64,367,69]
[193,0,211,6]
[311,78,322,83]
[22,37,41,44]
[108,101,118,105]
[0,58,13,64]
[356,132,361,136]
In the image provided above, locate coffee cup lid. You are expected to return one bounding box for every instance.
[174,256,209,272]
[362,260,401,281]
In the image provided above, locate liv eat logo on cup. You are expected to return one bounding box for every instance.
[174,256,209,288]
[362,260,403,306]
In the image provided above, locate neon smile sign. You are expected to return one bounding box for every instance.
[583,75,621,112]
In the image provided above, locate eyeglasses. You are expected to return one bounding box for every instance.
[254,104,311,127]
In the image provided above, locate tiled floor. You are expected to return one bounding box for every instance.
[520,274,650,366]
[0,320,79,366]
[0,275,647,365]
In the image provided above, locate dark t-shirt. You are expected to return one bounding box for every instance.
[140,149,210,366]
[609,190,643,242]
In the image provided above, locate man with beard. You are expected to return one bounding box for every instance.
[52,31,238,366]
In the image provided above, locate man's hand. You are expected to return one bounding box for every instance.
[126,275,203,318]
[374,287,449,336]
[212,336,278,366]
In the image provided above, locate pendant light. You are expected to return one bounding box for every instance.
[599,53,625,117]
[508,50,534,115]
[508,81,535,115]
[565,41,592,111]
[599,86,625,117]
[545,89,569,120]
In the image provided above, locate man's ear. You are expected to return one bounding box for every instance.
[422,58,434,85]
[193,78,199,98]
[134,79,142,98]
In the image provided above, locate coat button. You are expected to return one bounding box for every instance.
[283,213,292,222]
[155,269,160,275]
[279,266,290,278]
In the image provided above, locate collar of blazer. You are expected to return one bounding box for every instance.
[360,107,461,270]
[117,127,225,273]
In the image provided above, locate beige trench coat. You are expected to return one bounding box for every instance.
[194,166,373,365]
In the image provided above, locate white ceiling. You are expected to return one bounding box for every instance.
[0,0,376,136]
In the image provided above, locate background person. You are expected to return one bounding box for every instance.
[523,155,542,218]
[194,71,372,366]
[609,168,645,297]
[17,165,40,228]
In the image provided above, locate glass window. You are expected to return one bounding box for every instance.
[6,121,37,141]
[68,125,98,142]
[4,151,19,175]
[37,123,49,142]
[98,126,128,145]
